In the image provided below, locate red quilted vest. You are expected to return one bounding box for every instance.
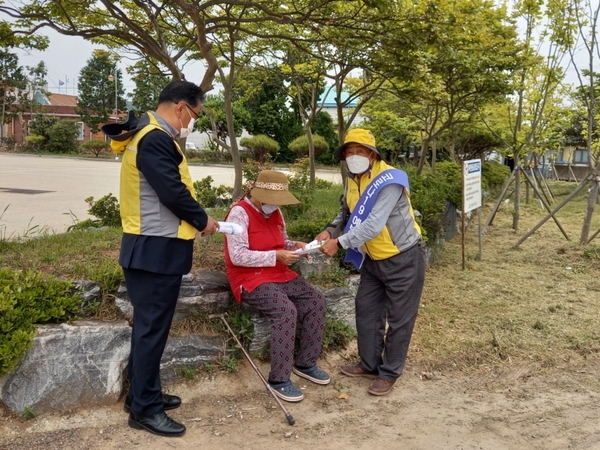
[224,200,298,303]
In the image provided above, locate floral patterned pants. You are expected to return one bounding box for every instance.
[242,277,327,382]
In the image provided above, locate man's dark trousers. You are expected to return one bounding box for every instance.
[355,244,426,381]
[123,267,182,416]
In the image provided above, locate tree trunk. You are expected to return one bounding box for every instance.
[525,167,530,205]
[337,100,348,185]
[431,138,437,174]
[449,130,457,163]
[1,91,6,142]
[223,85,242,199]
[581,177,598,243]
[513,161,521,230]
[305,123,316,190]
[417,139,428,175]
[580,10,597,244]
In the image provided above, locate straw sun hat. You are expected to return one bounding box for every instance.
[250,170,300,205]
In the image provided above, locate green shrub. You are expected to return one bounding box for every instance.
[241,159,274,184]
[87,194,121,227]
[72,194,121,230]
[1,136,17,152]
[288,134,329,158]
[282,158,334,221]
[46,120,80,154]
[193,176,233,208]
[435,161,463,207]
[240,134,280,162]
[403,165,459,242]
[23,134,45,153]
[287,157,333,191]
[286,218,329,243]
[0,268,82,376]
[482,161,510,195]
[227,308,254,348]
[81,139,110,157]
[221,355,239,373]
[28,114,58,152]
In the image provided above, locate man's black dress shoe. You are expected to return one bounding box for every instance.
[128,411,186,437]
[124,393,181,413]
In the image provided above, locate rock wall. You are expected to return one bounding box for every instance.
[0,321,131,414]
[0,267,357,414]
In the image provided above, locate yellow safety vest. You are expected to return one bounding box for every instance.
[118,112,197,240]
[346,160,421,260]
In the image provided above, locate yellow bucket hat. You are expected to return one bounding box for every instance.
[335,128,380,160]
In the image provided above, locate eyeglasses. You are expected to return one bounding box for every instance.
[184,104,200,120]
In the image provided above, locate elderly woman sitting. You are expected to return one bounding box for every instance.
[223,170,329,402]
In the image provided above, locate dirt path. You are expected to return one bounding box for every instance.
[1,349,598,450]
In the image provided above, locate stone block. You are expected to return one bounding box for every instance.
[160,334,226,382]
[115,270,234,322]
[0,320,131,414]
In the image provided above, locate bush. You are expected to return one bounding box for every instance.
[28,114,58,151]
[81,139,110,157]
[193,176,233,208]
[435,162,463,208]
[288,134,329,158]
[23,135,45,153]
[282,158,335,221]
[0,268,82,376]
[71,194,121,230]
[482,161,510,195]
[1,136,17,152]
[240,134,280,162]
[286,218,330,242]
[403,165,460,242]
[46,120,80,154]
[241,159,274,184]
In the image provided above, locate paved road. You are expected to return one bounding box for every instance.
[0,153,341,239]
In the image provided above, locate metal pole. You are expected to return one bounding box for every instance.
[462,160,466,270]
[478,207,482,261]
[209,313,296,426]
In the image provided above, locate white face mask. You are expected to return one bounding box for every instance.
[179,107,195,138]
[346,155,371,174]
[261,204,279,215]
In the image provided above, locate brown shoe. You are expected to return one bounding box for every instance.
[340,364,378,379]
[368,378,395,396]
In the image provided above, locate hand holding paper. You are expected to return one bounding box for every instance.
[217,221,244,235]
[294,240,325,255]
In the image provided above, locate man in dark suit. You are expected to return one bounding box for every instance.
[103,79,219,437]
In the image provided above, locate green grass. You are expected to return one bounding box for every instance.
[0,228,123,293]
[179,367,197,379]
[413,179,600,377]
[20,406,37,420]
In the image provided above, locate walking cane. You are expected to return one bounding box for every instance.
[209,313,296,426]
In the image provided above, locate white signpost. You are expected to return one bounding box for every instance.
[462,159,482,269]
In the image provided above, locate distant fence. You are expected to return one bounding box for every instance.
[553,163,590,182]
